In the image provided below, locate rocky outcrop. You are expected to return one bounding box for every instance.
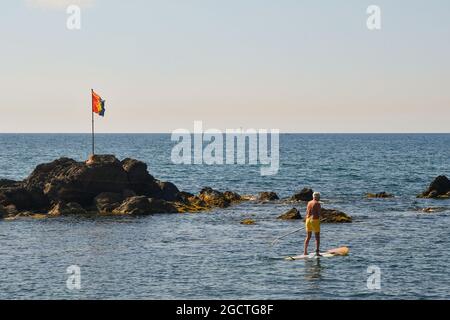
[366,192,394,198]
[0,155,353,224]
[418,175,450,199]
[290,188,313,202]
[0,155,248,218]
[258,191,279,201]
[320,208,352,223]
[25,155,129,206]
[277,207,302,220]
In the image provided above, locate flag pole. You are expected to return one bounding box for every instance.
[91,88,94,156]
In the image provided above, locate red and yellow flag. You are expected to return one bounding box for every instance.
[92,90,106,116]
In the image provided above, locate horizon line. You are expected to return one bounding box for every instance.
[0,132,449,135]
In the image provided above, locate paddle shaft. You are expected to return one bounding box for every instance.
[271,226,305,246]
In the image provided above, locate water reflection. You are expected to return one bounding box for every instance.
[304,259,323,281]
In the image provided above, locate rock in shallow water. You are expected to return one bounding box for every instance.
[277,208,302,220]
[27,156,129,206]
[290,188,313,202]
[0,155,194,216]
[258,191,279,201]
[418,175,450,199]
[320,208,352,223]
[276,207,351,223]
[366,192,394,198]
[240,218,256,225]
[421,207,446,213]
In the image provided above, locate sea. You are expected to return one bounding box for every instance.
[0,133,449,299]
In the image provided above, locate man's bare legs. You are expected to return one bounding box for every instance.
[315,232,320,255]
[304,231,312,255]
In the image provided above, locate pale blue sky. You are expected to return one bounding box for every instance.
[1,0,449,132]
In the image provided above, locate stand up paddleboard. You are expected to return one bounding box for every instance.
[285,246,349,260]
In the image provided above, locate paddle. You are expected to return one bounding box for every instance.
[270,226,305,246]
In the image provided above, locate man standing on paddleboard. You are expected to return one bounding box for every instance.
[304,192,321,256]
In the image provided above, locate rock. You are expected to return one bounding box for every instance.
[0,179,19,187]
[240,218,255,225]
[48,202,87,216]
[112,196,153,215]
[258,191,279,201]
[198,187,230,208]
[157,181,181,201]
[2,155,246,216]
[174,189,243,213]
[178,191,195,203]
[4,204,18,215]
[320,208,352,223]
[290,188,313,201]
[419,175,450,198]
[121,158,161,197]
[0,204,6,219]
[366,192,394,198]
[94,192,124,213]
[0,186,34,210]
[278,208,302,220]
[111,196,178,215]
[241,194,257,201]
[122,189,136,198]
[0,184,49,210]
[422,207,446,213]
[27,187,50,209]
[174,194,209,213]
[148,198,178,214]
[223,191,242,203]
[86,154,119,166]
[26,156,129,206]
[24,157,78,190]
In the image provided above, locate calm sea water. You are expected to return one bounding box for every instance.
[0,134,449,299]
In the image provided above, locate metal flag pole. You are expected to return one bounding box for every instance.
[91,88,95,156]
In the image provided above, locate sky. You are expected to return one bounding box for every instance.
[0,0,449,133]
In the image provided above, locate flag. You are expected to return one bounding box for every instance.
[92,90,106,116]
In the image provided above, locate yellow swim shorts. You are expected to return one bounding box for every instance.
[305,217,320,233]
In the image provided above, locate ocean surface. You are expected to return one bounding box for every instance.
[0,133,449,299]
